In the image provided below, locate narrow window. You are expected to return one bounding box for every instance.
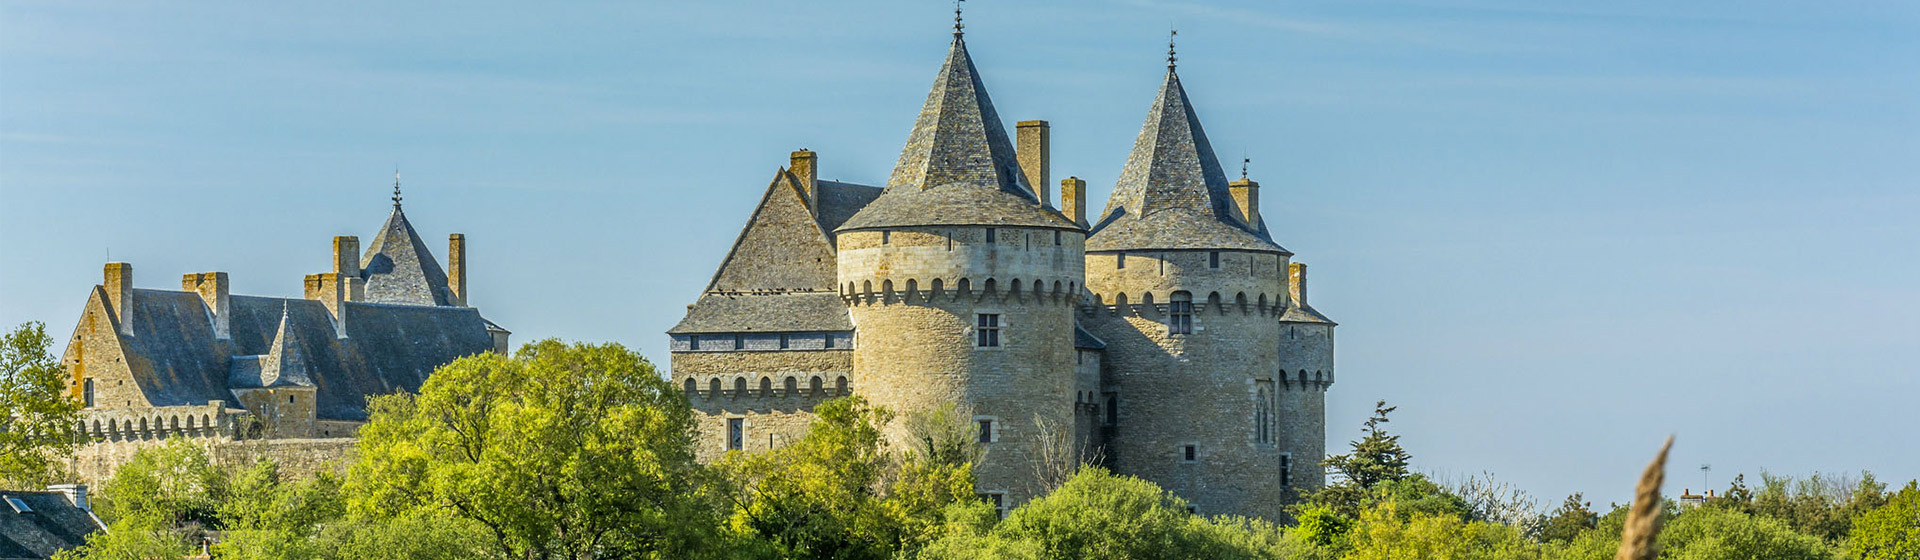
[1117,252,1126,269]
[882,230,891,244]
[979,493,1006,517]
[1054,230,1062,246]
[1281,454,1293,486]
[1183,445,1197,462]
[727,418,744,451]
[288,395,296,404]
[977,419,993,443]
[985,228,997,243]
[1168,292,1193,335]
[688,335,701,351]
[824,333,837,349]
[976,314,1001,347]
[779,333,790,349]
[733,333,745,350]
[83,379,95,408]
[1209,251,1220,269]
[1104,394,1118,425]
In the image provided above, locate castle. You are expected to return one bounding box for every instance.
[56,189,509,480]
[668,29,1336,519]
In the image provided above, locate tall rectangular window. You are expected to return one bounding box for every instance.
[733,333,745,350]
[1116,252,1127,269]
[1104,394,1118,426]
[727,418,744,451]
[976,314,1001,347]
[779,333,790,349]
[82,379,94,408]
[824,333,837,349]
[882,230,891,244]
[977,419,994,443]
[1054,230,1062,246]
[688,335,701,351]
[985,228,997,243]
[1209,251,1221,269]
[980,493,1006,517]
[1280,454,1293,486]
[1168,293,1193,335]
[1183,445,1197,462]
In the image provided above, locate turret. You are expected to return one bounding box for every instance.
[834,31,1085,506]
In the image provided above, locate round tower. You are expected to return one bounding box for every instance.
[835,33,1085,507]
[1080,63,1303,519]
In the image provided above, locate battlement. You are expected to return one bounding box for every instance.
[77,403,248,442]
[842,276,1081,307]
[1083,289,1286,318]
[680,373,852,408]
[837,225,1086,309]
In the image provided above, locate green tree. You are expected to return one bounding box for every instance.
[1849,481,1920,560]
[1746,471,1887,542]
[1308,401,1419,520]
[212,461,348,560]
[1658,507,1836,560]
[718,396,978,559]
[345,339,720,560]
[1536,494,1597,544]
[1,321,84,488]
[56,439,227,560]
[1342,501,1540,560]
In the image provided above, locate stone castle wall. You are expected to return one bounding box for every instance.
[670,348,853,461]
[67,436,359,485]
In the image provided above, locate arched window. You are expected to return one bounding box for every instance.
[760,377,773,396]
[784,376,799,396]
[709,378,723,396]
[835,376,850,396]
[810,376,825,395]
[733,377,748,397]
[1168,291,1193,335]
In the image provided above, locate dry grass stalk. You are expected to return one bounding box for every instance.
[1616,436,1674,560]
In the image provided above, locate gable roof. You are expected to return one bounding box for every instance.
[360,207,455,306]
[112,289,494,421]
[669,292,853,335]
[1088,68,1288,254]
[705,171,842,293]
[229,304,317,388]
[838,36,1074,232]
[0,492,103,559]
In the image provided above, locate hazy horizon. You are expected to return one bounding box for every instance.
[3,0,1915,507]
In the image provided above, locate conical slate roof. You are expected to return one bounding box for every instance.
[230,304,317,388]
[360,206,455,306]
[1087,68,1287,254]
[838,36,1075,232]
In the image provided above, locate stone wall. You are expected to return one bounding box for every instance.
[67,436,359,485]
[670,348,853,460]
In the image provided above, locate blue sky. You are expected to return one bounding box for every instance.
[3,0,1915,506]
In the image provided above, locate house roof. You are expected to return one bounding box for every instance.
[1279,304,1337,325]
[115,289,495,421]
[1088,68,1288,254]
[360,207,456,306]
[0,492,103,560]
[838,36,1074,232]
[668,292,853,335]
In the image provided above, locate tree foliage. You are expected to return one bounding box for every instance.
[345,339,720,559]
[1,321,84,488]
[1849,481,1920,560]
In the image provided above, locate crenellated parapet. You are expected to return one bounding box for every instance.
[1083,248,1290,317]
[680,372,853,409]
[836,225,1086,309]
[75,402,249,442]
[842,275,1082,307]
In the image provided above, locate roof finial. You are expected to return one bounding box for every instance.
[391,168,402,209]
[1242,156,1251,180]
[1168,29,1179,70]
[953,0,965,38]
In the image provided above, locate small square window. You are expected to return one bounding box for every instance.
[979,492,1006,517]
[977,419,993,443]
[976,314,1001,347]
[688,335,701,351]
[1183,445,1197,462]
[985,228,997,243]
[1186,505,1197,514]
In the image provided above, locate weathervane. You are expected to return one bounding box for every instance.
[1168,29,1179,69]
[953,0,965,38]
[391,169,403,209]
[1242,157,1251,180]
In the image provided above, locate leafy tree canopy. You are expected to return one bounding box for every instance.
[1,321,84,488]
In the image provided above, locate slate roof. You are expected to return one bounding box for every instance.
[669,292,853,334]
[228,304,318,389]
[1087,68,1289,255]
[1279,304,1336,325]
[0,492,103,560]
[117,289,495,421]
[814,180,883,233]
[1074,324,1107,350]
[360,206,456,306]
[838,36,1076,232]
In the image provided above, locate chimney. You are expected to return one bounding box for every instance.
[303,273,358,338]
[45,484,88,511]
[790,149,818,204]
[1288,262,1309,308]
[181,272,231,340]
[104,262,134,337]
[448,234,467,307]
[1229,177,1261,230]
[332,236,360,280]
[1061,177,1087,228]
[1016,121,1051,207]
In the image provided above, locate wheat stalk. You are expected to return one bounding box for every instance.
[1616,436,1673,560]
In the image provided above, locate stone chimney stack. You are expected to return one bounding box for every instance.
[1016,120,1051,207]
[104,262,134,337]
[182,272,231,340]
[332,236,360,280]
[1229,177,1261,230]
[303,271,361,339]
[46,484,88,511]
[448,234,467,307]
[790,149,818,204]
[1061,177,1088,228]
[1288,262,1309,308]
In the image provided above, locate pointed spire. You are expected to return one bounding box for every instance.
[260,303,315,387]
[1087,58,1287,253]
[953,0,965,38]
[882,33,1032,199]
[362,192,457,306]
